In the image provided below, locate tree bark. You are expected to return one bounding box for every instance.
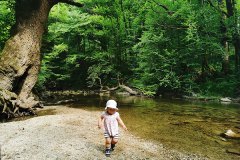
[201,54,210,75]
[0,0,52,118]
[225,0,240,71]
[100,84,140,95]
[0,0,83,119]
[234,37,240,71]
[232,0,240,71]
[218,0,229,75]
[222,41,230,74]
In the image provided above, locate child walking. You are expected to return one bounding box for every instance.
[98,100,128,157]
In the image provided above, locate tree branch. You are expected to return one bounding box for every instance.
[147,0,174,15]
[58,0,84,7]
[206,0,228,16]
[157,23,188,30]
[151,0,169,11]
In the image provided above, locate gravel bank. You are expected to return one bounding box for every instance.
[0,106,206,160]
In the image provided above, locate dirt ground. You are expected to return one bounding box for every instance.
[0,105,206,160]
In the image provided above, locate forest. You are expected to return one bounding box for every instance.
[0,0,240,117]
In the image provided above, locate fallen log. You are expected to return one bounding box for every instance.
[100,84,141,95]
[119,85,139,95]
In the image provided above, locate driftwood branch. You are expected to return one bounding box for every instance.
[100,84,140,95]
[100,86,119,92]
[58,0,84,7]
[97,76,140,95]
[119,85,138,95]
[105,86,119,91]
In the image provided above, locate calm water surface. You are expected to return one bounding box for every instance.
[62,94,240,160]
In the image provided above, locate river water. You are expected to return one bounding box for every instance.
[60,94,239,160]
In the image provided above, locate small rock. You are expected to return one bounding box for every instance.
[220,97,232,102]
[220,137,227,142]
[222,129,240,139]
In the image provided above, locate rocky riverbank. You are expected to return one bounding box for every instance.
[0,105,206,160]
[40,90,240,105]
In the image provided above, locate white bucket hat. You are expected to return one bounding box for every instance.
[105,100,118,110]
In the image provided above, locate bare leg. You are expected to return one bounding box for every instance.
[105,137,111,157]
[105,137,111,149]
[112,138,118,144]
[111,138,118,151]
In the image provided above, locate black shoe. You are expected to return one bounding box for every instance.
[111,144,115,151]
[105,148,111,157]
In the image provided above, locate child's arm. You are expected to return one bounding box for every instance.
[98,115,104,129]
[117,116,128,131]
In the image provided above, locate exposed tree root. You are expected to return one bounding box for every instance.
[0,89,42,122]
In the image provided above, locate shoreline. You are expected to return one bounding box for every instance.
[0,105,206,160]
[42,90,240,105]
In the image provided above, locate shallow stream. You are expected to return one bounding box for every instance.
[66,95,239,160]
[13,94,240,159]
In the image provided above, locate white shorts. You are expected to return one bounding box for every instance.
[104,132,119,139]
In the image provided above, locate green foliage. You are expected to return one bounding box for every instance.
[199,75,240,97]
[37,0,240,96]
[1,0,239,97]
[0,0,15,51]
[38,0,144,90]
[130,0,239,96]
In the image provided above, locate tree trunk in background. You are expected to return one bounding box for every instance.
[219,0,229,74]
[225,0,240,71]
[201,54,210,78]
[119,0,128,35]
[230,0,240,71]
[234,37,240,71]
[222,41,230,74]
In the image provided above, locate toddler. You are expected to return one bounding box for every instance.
[98,100,128,157]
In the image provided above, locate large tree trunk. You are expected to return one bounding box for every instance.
[0,0,83,120]
[0,0,52,119]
